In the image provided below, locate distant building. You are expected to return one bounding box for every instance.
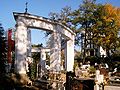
[80,30,107,59]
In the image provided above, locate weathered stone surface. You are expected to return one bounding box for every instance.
[14,12,75,75]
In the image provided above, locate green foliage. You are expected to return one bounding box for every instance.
[30,61,37,80]
[73,60,78,71]
[89,66,96,74]
[32,52,40,63]
[31,52,39,80]
[109,54,120,71]
[85,56,100,65]
[32,43,43,47]
[31,44,42,63]
[0,23,7,74]
[74,51,83,62]
[46,52,50,65]
[92,4,120,55]
[49,0,120,62]
[70,0,98,45]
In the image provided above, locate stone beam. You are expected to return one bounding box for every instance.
[50,31,61,72]
[13,12,75,40]
[31,47,50,53]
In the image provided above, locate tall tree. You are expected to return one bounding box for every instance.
[0,23,7,74]
[70,0,98,62]
[49,0,99,63]
[92,4,120,57]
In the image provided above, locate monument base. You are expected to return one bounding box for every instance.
[11,73,32,85]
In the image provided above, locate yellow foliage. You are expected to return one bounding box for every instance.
[104,4,120,26]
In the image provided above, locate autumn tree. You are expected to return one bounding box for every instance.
[71,1,120,59]
[92,4,120,57]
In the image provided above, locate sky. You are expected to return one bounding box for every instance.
[0,0,120,46]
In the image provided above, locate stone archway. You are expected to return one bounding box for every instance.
[13,12,75,75]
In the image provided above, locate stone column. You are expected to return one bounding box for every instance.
[40,48,46,77]
[50,31,61,72]
[65,35,74,72]
[27,29,31,57]
[15,17,27,74]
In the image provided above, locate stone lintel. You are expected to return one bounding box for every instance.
[13,12,75,40]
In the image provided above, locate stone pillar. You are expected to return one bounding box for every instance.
[40,48,46,77]
[50,31,61,72]
[15,17,27,74]
[27,29,31,57]
[65,35,74,72]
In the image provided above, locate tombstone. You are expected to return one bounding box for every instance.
[95,70,104,90]
[40,48,47,77]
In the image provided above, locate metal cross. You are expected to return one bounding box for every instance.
[25,2,28,13]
